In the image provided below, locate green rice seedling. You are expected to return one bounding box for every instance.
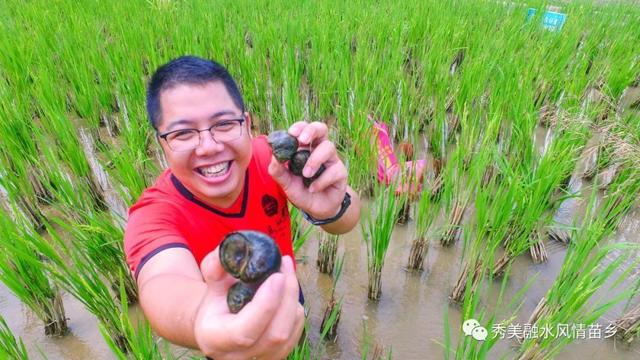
[56,212,138,303]
[428,113,448,185]
[320,299,343,343]
[36,149,100,223]
[344,117,378,196]
[321,254,345,341]
[439,148,470,247]
[104,93,159,202]
[444,255,535,360]
[360,320,392,360]
[362,184,400,300]
[0,209,68,336]
[406,176,436,271]
[317,231,338,275]
[493,117,589,273]
[0,157,46,232]
[21,219,131,353]
[518,172,640,359]
[614,301,640,343]
[0,94,48,230]
[286,322,312,360]
[78,127,128,217]
[104,272,173,360]
[392,136,421,226]
[450,149,515,303]
[29,61,108,212]
[614,247,640,343]
[519,245,636,359]
[0,84,53,208]
[289,205,314,256]
[0,316,29,360]
[439,192,468,248]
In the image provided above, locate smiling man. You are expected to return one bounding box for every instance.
[124,56,360,359]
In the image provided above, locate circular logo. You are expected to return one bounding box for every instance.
[261,194,278,216]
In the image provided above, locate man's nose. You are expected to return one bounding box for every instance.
[194,131,223,156]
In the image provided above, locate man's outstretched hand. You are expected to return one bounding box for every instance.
[194,249,304,360]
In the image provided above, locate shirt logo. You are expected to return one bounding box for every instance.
[261,194,278,217]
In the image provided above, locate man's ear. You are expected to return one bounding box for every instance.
[244,111,253,138]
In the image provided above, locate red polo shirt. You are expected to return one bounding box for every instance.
[124,136,293,278]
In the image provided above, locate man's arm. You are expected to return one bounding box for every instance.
[136,247,304,359]
[137,247,208,348]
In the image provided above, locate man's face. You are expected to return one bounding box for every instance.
[157,81,252,208]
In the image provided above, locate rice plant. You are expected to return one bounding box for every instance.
[290,204,314,255]
[22,219,132,353]
[60,212,138,303]
[286,321,312,360]
[317,231,339,275]
[406,176,437,271]
[0,316,29,360]
[518,170,640,359]
[320,254,345,341]
[614,301,640,343]
[104,273,174,360]
[438,149,469,247]
[0,209,68,336]
[362,184,400,300]
[450,148,515,303]
[493,116,589,274]
[360,322,392,360]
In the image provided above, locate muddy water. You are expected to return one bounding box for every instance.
[0,288,114,360]
[294,202,640,359]
[2,207,638,360]
[1,206,639,359]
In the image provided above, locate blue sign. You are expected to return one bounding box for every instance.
[527,8,567,31]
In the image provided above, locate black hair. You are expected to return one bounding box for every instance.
[146,56,245,130]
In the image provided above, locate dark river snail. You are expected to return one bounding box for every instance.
[267,130,325,187]
[219,231,282,313]
[267,130,298,163]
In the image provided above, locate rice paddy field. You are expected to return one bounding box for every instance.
[1,0,640,359]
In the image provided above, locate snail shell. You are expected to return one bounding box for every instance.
[227,282,257,314]
[220,231,281,283]
[220,231,282,313]
[289,150,326,187]
[267,131,298,163]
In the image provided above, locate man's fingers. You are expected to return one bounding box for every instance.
[226,271,286,346]
[308,162,347,195]
[287,122,307,137]
[288,121,328,146]
[259,256,301,344]
[270,305,305,360]
[200,248,236,292]
[268,157,293,190]
[302,139,337,178]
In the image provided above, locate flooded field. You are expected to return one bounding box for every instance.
[2,202,639,359]
[297,204,640,359]
[2,0,640,359]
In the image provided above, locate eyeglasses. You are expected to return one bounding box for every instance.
[158,116,245,152]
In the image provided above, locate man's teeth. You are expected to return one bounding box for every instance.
[199,162,229,177]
